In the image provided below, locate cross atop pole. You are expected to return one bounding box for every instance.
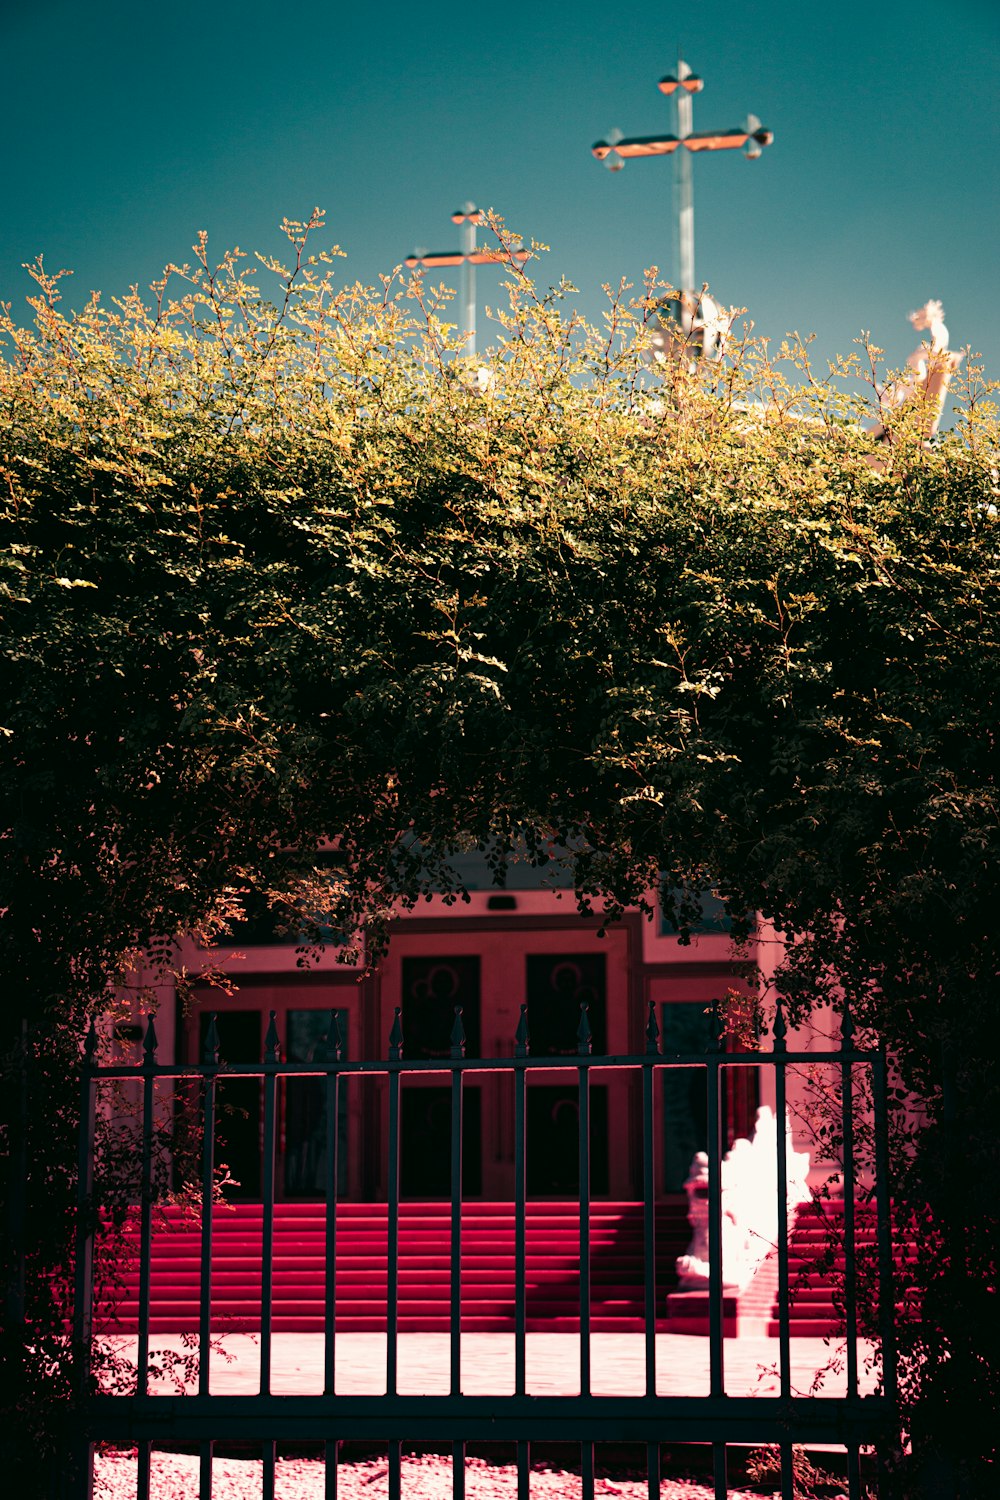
[405,203,531,359]
[592,57,773,297]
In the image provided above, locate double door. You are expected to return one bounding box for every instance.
[182,927,634,1201]
[380,927,632,1200]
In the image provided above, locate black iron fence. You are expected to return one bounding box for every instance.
[71,998,897,1499]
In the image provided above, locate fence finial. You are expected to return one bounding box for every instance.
[450,1005,466,1060]
[264,1010,280,1063]
[388,1007,403,1061]
[645,1001,661,1055]
[142,1014,158,1061]
[577,1002,593,1056]
[203,1013,220,1065]
[772,995,787,1054]
[315,1009,342,1064]
[83,1016,98,1063]
[515,1004,530,1058]
[840,997,854,1050]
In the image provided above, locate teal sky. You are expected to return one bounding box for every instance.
[4,0,998,377]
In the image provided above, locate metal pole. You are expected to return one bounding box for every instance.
[460,211,476,359]
[674,61,695,294]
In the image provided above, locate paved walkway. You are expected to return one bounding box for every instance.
[104,1333,881,1400]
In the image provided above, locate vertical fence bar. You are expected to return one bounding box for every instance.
[847,1443,862,1500]
[452,1441,466,1500]
[72,1021,98,1500]
[514,1006,529,1398]
[135,1441,152,1500]
[260,1012,279,1397]
[198,1016,219,1400]
[6,1019,28,1355]
[450,1007,466,1397]
[73,1022,97,1387]
[198,1442,213,1500]
[387,1009,403,1397]
[712,1442,727,1500]
[840,1003,859,1403]
[646,1441,661,1500]
[262,1441,276,1500]
[706,1053,725,1399]
[324,1011,343,1399]
[388,1439,402,1500]
[772,1001,792,1404]
[582,1441,595,1500]
[872,1046,897,1400]
[517,1438,530,1500]
[779,1441,794,1500]
[137,1018,157,1398]
[577,1003,592,1397]
[324,1439,339,1500]
[643,1006,659,1399]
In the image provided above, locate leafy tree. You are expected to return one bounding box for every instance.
[1,213,998,1495]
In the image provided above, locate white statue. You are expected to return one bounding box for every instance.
[648,290,734,373]
[869,300,963,442]
[675,1106,811,1292]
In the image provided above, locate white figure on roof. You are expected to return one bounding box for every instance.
[869,300,963,442]
[648,289,734,373]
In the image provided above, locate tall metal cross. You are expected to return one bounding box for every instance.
[405,203,530,359]
[592,57,773,296]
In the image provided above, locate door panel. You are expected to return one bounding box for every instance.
[524,954,611,1197]
[526,1084,609,1197]
[399,956,482,1058]
[400,1085,483,1198]
[525,953,607,1056]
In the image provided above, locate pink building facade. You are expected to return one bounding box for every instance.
[118,857,825,1209]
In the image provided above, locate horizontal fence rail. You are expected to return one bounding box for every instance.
[72,997,897,1500]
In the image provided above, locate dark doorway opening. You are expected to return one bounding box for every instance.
[526,1084,609,1197]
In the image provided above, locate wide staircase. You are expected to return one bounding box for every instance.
[101,1200,694,1335]
[662,1199,888,1338]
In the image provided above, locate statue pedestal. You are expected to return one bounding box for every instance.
[664,1240,787,1337]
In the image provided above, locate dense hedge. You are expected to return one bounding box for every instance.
[2,217,998,1495]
